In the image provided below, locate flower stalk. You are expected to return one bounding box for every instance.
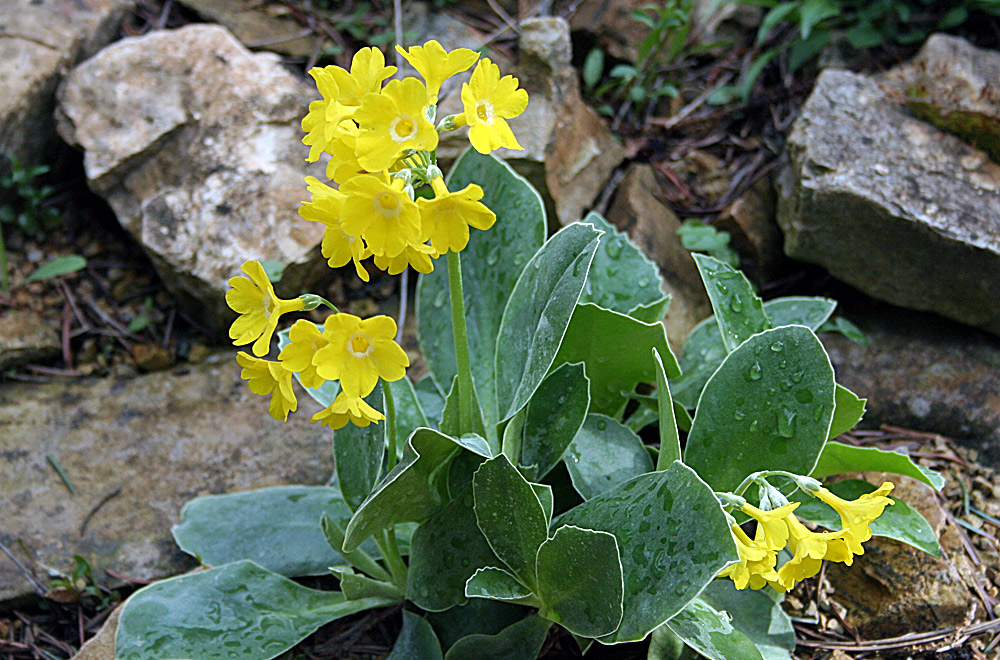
[446,250,475,435]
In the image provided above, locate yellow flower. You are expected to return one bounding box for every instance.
[340,174,422,258]
[373,242,437,275]
[395,40,480,103]
[772,515,848,592]
[324,121,364,184]
[226,260,305,357]
[301,67,350,162]
[300,177,371,282]
[417,177,496,253]
[313,391,385,430]
[741,502,798,551]
[719,524,778,590]
[236,353,297,422]
[312,312,409,398]
[278,320,329,389]
[815,482,895,554]
[330,47,397,108]
[354,77,439,172]
[459,58,528,154]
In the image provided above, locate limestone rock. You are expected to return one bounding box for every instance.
[0,0,134,178]
[882,33,1000,163]
[0,353,333,604]
[777,70,1000,335]
[0,308,60,369]
[55,25,326,334]
[716,175,784,284]
[176,0,320,58]
[822,303,1000,467]
[606,163,711,352]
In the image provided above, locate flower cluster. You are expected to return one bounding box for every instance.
[226,260,408,428]
[720,482,895,592]
[298,42,527,282]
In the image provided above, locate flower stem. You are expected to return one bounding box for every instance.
[446,250,474,435]
[383,379,398,471]
[0,226,8,292]
[378,378,407,587]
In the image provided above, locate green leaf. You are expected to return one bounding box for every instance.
[628,294,672,323]
[320,514,391,582]
[473,455,548,590]
[344,428,492,551]
[335,383,385,511]
[418,150,546,439]
[811,442,944,491]
[392,377,430,447]
[791,479,941,557]
[533,482,554,524]
[647,625,689,660]
[698,581,795,660]
[582,47,604,90]
[555,303,680,417]
[387,611,443,660]
[260,259,285,283]
[664,598,764,660]
[685,325,836,492]
[114,561,392,660]
[555,462,738,644]
[520,362,590,481]
[128,315,149,332]
[827,384,866,440]
[444,615,551,660]
[757,2,797,43]
[426,600,528,652]
[172,486,360,577]
[440,375,488,439]
[797,0,838,39]
[465,567,533,601]
[653,348,680,468]
[495,223,601,421]
[692,254,770,353]
[25,255,86,282]
[677,220,739,267]
[564,415,654,500]
[671,296,836,410]
[535,525,624,638]
[579,212,667,318]
[407,483,501,611]
[330,566,403,602]
[415,376,446,427]
[818,316,869,346]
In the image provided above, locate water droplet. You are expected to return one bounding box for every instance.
[433,289,448,308]
[791,370,805,384]
[813,404,825,421]
[715,281,729,294]
[486,247,500,265]
[749,420,759,432]
[733,410,746,421]
[597,419,607,431]
[796,389,814,404]
[730,296,743,312]
[778,359,788,369]
[747,362,763,381]
[606,237,624,259]
[770,342,784,352]
[776,409,796,438]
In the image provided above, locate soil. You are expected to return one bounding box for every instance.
[1,1,998,659]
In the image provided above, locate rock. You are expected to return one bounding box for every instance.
[777,70,1000,336]
[0,352,334,604]
[882,33,1000,163]
[557,0,649,62]
[826,474,973,638]
[176,0,320,58]
[606,163,711,352]
[0,308,60,369]
[821,302,1000,467]
[71,606,120,660]
[0,0,134,191]
[715,175,784,285]
[55,25,326,335]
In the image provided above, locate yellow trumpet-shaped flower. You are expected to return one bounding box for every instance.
[302,67,351,162]
[330,47,398,108]
[459,58,528,154]
[741,502,798,551]
[719,524,778,591]
[300,177,371,282]
[417,177,497,253]
[772,515,850,592]
[278,320,329,389]
[373,242,437,276]
[312,312,409,398]
[236,353,297,422]
[354,77,438,172]
[313,391,385,430]
[340,174,422,258]
[395,40,479,103]
[324,121,364,184]
[815,482,895,554]
[226,260,305,357]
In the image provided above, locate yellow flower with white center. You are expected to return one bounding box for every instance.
[417,177,496,253]
[815,482,895,555]
[278,319,329,389]
[300,177,371,282]
[312,312,409,399]
[741,502,798,551]
[373,242,437,275]
[459,57,528,154]
[312,391,385,430]
[395,40,480,103]
[226,260,305,357]
[354,78,439,172]
[771,515,849,592]
[330,47,397,108]
[719,524,777,590]
[236,353,297,422]
[340,174,423,258]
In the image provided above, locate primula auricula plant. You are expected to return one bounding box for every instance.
[112,41,944,660]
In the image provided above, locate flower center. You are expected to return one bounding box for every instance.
[476,100,492,123]
[261,293,276,317]
[348,332,373,357]
[375,192,400,218]
[390,116,417,143]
